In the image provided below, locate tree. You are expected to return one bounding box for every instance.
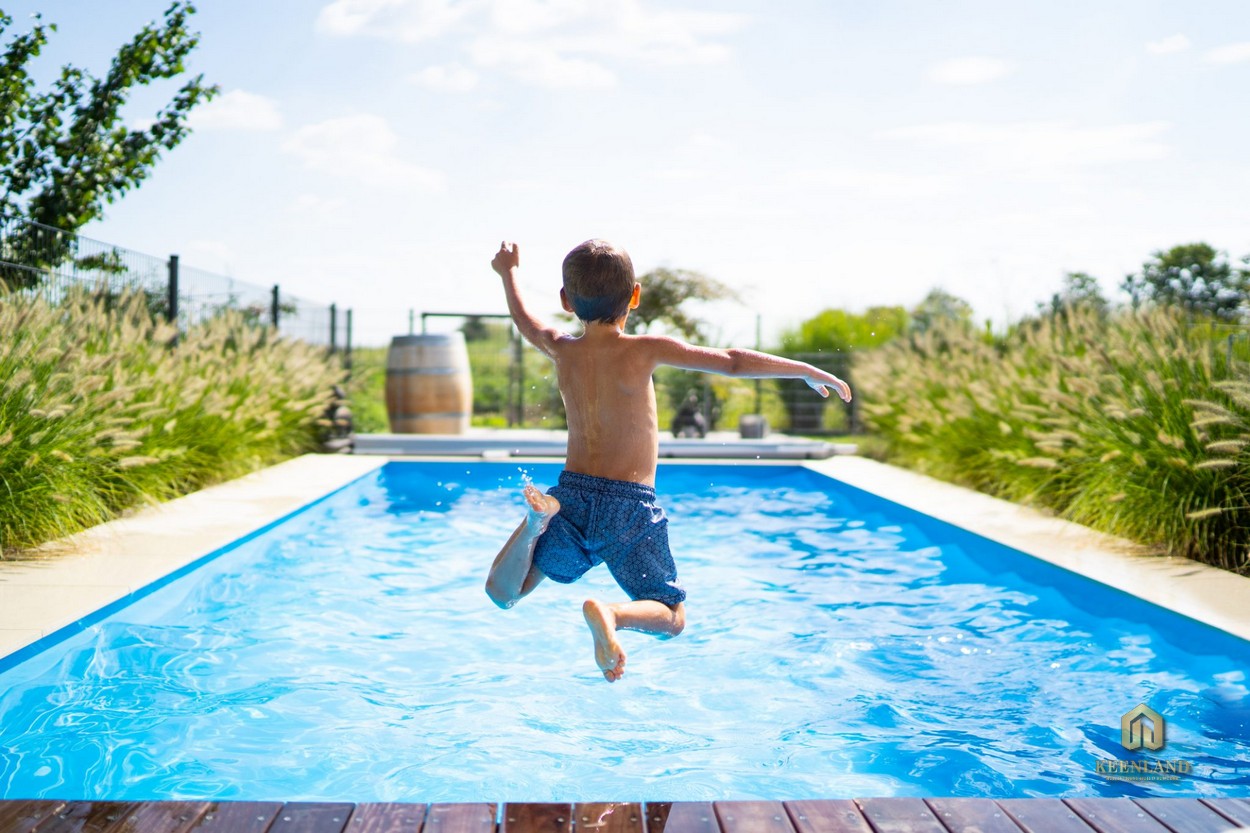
[0,4,217,288]
[909,288,974,334]
[627,268,739,340]
[1120,243,1249,320]
[1040,271,1109,319]
[773,306,906,434]
[779,306,908,355]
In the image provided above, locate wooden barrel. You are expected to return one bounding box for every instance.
[385,333,473,434]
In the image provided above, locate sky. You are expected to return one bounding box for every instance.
[6,0,1250,346]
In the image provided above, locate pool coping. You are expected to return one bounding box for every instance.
[352,428,856,460]
[1,452,1248,667]
[805,456,1250,643]
[0,454,385,665]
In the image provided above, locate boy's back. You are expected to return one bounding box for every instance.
[551,326,663,486]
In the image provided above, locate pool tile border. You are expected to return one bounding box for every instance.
[805,456,1250,642]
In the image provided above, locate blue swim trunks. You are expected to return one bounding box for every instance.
[532,471,686,607]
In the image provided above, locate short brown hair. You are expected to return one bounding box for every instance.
[562,239,635,324]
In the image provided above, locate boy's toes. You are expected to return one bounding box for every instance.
[606,654,625,682]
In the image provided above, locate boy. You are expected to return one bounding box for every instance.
[485,239,852,682]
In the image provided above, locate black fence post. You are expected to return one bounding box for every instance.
[270,284,280,328]
[166,254,179,324]
[514,328,525,427]
[345,309,353,376]
[329,302,338,354]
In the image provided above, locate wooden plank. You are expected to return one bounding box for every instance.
[1201,799,1250,829]
[643,802,718,833]
[1065,799,1172,833]
[0,800,68,833]
[1133,800,1240,833]
[573,803,645,833]
[345,803,428,833]
[113,802,211,833]
[33,801,147,833]
[424,803,497,833]
[267,803,356,833]
[193,802,285,833]
[998,799,1098,833]
[925,799,1026,833]
[785,800,873,833]
[714,801,795,833]
[501,803,570,833]
[855,798,947,833]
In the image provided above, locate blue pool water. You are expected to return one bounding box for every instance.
[0,461,1247,802]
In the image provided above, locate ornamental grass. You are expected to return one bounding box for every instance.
[855,305,1250,574]
[0,287,344,556]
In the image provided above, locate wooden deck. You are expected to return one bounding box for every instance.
[1,798,1248,833]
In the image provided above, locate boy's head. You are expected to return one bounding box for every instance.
[561,239,637,324]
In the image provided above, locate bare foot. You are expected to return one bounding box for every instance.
[523,483,559,533]
[583,599,626,682]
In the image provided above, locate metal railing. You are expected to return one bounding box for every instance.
[0,212,348,352]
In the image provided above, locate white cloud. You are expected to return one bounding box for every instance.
[1145,34,1190,55]
[469,37,615,87]
[926,56,1013,86]
[317,0,747,88]
[593,2,745,66]
[189,90,283,131]
[882,121,1170,174]
[315,0,474,41]
[488,0,586,34]
[281,114,445,191]
[1204,42,1250,64]
[410,63,480,92]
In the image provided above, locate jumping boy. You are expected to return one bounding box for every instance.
[485,240,852,682]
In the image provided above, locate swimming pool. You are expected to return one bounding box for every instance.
[0,461,1247,802]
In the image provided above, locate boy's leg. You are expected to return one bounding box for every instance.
[583,598,685,682]
[485,484,559,609]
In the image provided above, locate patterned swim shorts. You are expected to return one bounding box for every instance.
[532,470,686,607]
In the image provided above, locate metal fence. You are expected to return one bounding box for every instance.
[652,351,858,437]
[0,212,347,351]
[406,310,861,435]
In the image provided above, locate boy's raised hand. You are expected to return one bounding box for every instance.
[806,370,852,403]
[492,241,520,277]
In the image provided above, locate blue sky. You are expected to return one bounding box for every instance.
[8,1,1250,345]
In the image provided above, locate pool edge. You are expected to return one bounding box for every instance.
[0,454,385,666]
[804,455,1250,642]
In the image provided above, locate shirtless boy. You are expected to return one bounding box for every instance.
[484,239,852,682]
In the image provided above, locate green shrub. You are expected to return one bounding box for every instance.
[856,305,1250,573]
[345,347,389,433]
[0,287,344,555]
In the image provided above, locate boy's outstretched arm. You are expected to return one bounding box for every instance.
[647,337,852,402]
[491,241,562,357]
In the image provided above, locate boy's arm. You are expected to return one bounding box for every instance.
[491,241,563,357]
[645,336,852,402]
